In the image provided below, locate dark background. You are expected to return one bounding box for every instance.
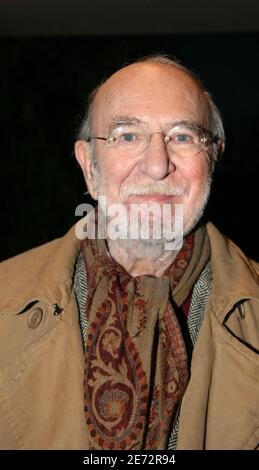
[1,1,259,261]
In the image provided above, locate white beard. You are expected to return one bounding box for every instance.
[93,164,212,260]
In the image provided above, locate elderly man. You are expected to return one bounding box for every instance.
[0,55,258,451]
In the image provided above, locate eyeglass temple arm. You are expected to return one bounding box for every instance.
[86,136,107,142]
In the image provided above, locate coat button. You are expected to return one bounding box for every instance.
[28,308,43,329]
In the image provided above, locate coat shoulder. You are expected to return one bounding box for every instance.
[0,239,59,277]
[225,234,259,282]
[0,225,80,314]
[0,239,60,312]
[206,221,259,282]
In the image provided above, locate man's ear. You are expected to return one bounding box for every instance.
[219,139,225,155]
[74,140,98,200]
[216,139,225,159]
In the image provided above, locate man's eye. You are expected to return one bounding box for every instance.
[174,133,191,144]
[119,133,138,143]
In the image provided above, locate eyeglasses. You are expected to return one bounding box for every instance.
[86,122,220,159]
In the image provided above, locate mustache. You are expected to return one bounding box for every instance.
[120,182,187,199]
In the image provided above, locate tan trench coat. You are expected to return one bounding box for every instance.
[0,222,258,450]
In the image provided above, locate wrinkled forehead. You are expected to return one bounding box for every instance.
[92,63,210,128]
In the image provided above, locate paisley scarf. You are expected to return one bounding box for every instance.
[81,225,210,449]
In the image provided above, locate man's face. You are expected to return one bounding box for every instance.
[77,63,211,237]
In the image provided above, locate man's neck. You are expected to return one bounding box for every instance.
[106,239,179,277]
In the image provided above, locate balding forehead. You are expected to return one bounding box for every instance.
[97,62,202,98]
[92,62,210,126]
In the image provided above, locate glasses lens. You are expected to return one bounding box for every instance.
[109,126,146,156]
[167,125,206,157]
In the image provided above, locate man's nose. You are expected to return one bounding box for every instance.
[138,134,174,180]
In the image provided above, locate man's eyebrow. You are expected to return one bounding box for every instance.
[109,116,144,129]
[166,119,203,129]
[109,117,203,128]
